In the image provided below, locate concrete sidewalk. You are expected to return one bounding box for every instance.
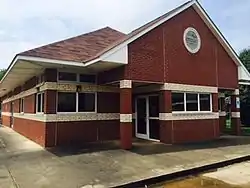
[1,126,250,188]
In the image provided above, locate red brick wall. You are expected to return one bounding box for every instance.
[172,119,219,143]
[24,94,35,113]
[13,99,20,113]
[127,25,164,82]
[53,120,120,146]
[217,46,238,89]
[2,115,11,127]
[127,7,238,88]
[219,116,226,134]
[13,117,46,146]
[161,119,219,144]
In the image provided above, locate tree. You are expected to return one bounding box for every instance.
[0,69,6,80]
[239,48,250,71]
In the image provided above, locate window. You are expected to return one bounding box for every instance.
[78,93,95,112]
[57,92,76,112]
[172,93,185,111]
[19,98,24,113]
[186,93,198,111]
[172,92,211,112]
[57,92,96,112]
[36,92,44,113]
[58,72,77,82]
[80,74,96,83]
[200,94,211,111]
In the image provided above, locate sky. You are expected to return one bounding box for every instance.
[0,0,250,68]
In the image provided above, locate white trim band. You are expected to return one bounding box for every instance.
[219,111,226,117]
[159,112,219,121]
[233,89,240,95]
[232,112,240,118]
[2,82,119,104]
[120,114,133,123]
[1,112,120,122]
[161,83,218,93]
[120,80,132,89]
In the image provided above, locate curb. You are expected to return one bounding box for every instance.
[111,155,250,188]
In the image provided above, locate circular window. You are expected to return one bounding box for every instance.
[183,27,201,53]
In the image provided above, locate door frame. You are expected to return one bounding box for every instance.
[135,94,160,141]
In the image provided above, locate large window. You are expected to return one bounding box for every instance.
[58,72,77,82]
[57,92,96,113]
[172,92,211,112]
[57,92,76,112]
[78,93,95,112]
[58,71,96,83]
[172,93,185,111]
[36,92,44,113]
[19,98,24,113]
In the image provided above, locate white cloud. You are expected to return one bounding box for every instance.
[0,0,186,68]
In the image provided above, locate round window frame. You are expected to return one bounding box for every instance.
[183,27,201,54]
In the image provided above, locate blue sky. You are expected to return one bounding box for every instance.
[0,0,249,68]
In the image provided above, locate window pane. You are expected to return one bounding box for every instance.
[79,74,96,83]
[20,98,24,112]
[149,96,159,117]
[78,93,95,112]
[186,93,198,111]
[200,94,211,111]
[172,93,184,111]
[58,72,77,81]
[37,94,41,112]
[57,92,76,112]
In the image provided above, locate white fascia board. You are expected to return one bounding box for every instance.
[18,55,85,67]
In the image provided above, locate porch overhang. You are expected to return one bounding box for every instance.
[0,53,127,98]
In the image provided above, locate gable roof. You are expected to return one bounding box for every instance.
[19,27,126,62]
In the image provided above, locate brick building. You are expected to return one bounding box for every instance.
[1,0,250,149]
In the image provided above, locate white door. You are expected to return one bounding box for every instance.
[135,95,160,140]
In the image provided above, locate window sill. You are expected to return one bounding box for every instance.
[56,112,97,114]
[172,111,214,115]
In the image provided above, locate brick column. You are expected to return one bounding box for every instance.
[120,80,132,150]
[44,90,57,114]
[231,89,241,135]
[159,89,173,144]
[212,93,220,137]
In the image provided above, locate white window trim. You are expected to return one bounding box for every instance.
[20,98,24,114]
[56,91,97,114]
[36,92,44,114]
[57,71,97,84]
[172,92,212,113]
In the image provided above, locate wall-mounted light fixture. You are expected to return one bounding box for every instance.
[76,85,82,92]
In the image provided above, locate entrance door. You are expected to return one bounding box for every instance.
[10,102,14,128]
[136,95,160,141]
[136,97,148,139]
